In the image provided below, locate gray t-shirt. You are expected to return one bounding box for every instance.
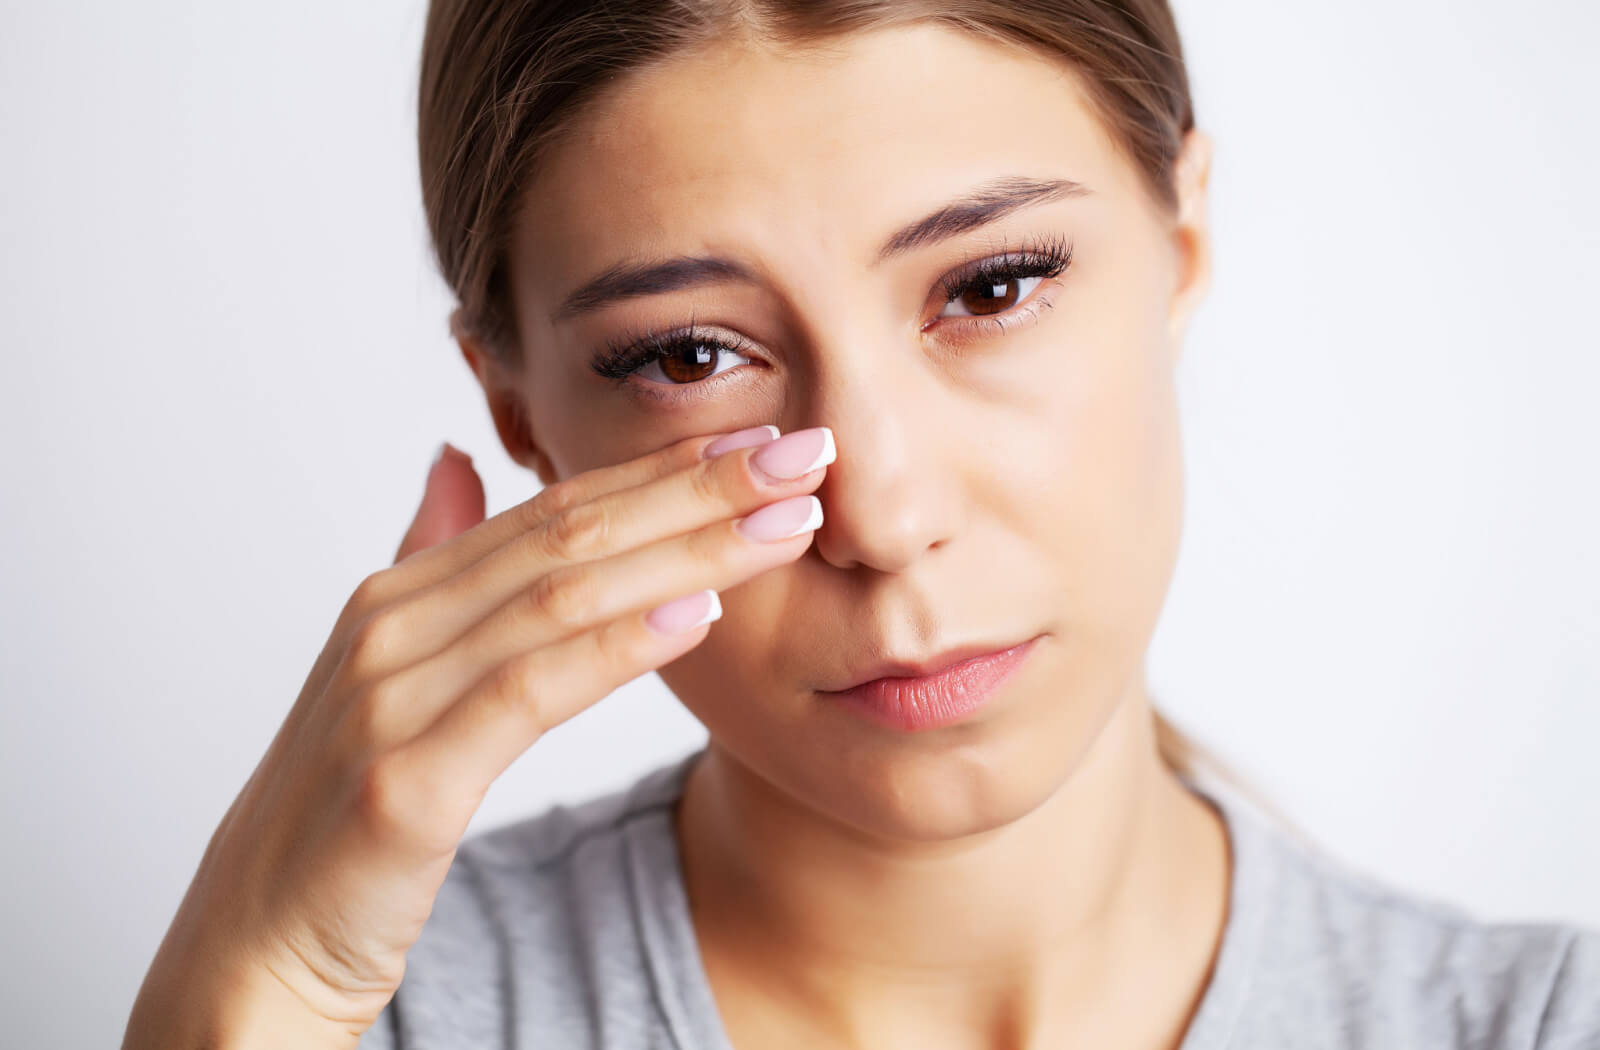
[357,748,1600,1049]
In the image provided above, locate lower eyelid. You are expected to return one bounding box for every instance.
[932,280,1059,340]
[637,347,752,386]
[627,358,751,404]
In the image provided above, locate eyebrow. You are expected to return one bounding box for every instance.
[549,175,1091,323]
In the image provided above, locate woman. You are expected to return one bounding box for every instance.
[123,2,1600,1048]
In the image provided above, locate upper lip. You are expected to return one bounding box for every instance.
[823,635,1038,692]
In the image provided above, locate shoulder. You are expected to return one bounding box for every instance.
[1206,783,1600,1050]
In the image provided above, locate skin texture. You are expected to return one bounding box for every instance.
[456,21,1226,1050]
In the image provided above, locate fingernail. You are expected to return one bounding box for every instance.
[736,494,824,542]
[647,589,723,635]
[750,426,835,482]
[703,425,781,460]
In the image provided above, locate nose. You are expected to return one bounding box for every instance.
[791,339,963,574]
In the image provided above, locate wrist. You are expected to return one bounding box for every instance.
[125,946,364,1050]
[210,960,366,1050]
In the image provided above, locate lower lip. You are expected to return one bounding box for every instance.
[822,635,1043,732]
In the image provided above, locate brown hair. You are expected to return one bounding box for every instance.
[417,0,1278,814]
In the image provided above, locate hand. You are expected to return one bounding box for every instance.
[123,425,834,1047]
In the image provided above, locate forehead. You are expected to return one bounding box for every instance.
[511,22,1130,320]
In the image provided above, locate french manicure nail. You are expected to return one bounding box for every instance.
[703,425,781,460]
[750,426,835,481]
[736,494,824,542]
[646,589,723,634]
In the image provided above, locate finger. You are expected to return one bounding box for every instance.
[376,425,777,597]
[362,426,826,671]
[400,587,725,796]
[395,444,486,564]
[348,495,821,746]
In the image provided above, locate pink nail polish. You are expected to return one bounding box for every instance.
[736,495,824,542]
[646,589,723,634]
[749,427,835,482]
[703,425,781,460]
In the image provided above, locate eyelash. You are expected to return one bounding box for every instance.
[588,233,1075,401]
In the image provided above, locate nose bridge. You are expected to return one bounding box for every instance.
[793,328,960,573]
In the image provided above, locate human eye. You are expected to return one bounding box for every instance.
[587,317,758,404]
[586,234,1075,405]
[930,232,1075,335]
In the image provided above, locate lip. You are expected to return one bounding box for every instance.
[820,634,1043,732]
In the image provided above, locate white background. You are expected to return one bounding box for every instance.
[2,1,1596,1045]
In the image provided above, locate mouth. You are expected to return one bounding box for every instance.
[818,633,1045,732]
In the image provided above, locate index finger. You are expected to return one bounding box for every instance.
[386,425,779,595]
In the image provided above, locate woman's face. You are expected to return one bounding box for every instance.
[494,22,1211,839]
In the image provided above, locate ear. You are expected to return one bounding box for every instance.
[451,307,562,488]
[1165,128,1214,354]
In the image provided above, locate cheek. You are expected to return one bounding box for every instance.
[863,269,1183,641]
[1028,312,1185,634]
[522,384,710,480]
[541,379,788,481]
[653,568,803,722]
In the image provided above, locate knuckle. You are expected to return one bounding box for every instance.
[345,568,395,621]
[542,501,611,561]
[526,566,598,631]
[354,753,415,837]
[594,612,651,679]
[687,516,739,565]
[355,751,462,850]
[687,458,731,507]
[480,652,551,738]
[528,478,582,522]
[344,607,406,680]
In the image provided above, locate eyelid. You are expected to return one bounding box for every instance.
[921,276,1059,349]
[921,236,1073,336]
[934,234,1073,300]
[935,272,1048,319]
[634,339,755,388]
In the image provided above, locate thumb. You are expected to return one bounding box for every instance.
[395,442,487,564]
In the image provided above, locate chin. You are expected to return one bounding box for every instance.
[792,693,1115,845]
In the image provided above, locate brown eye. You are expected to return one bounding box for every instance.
[658,342,719,384]
[957,278,1021,316]
[940,272,1046,320]
[623,334,755,390]
[932,239,1075,326]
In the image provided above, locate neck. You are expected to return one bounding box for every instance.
[673,671,1231,1049]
